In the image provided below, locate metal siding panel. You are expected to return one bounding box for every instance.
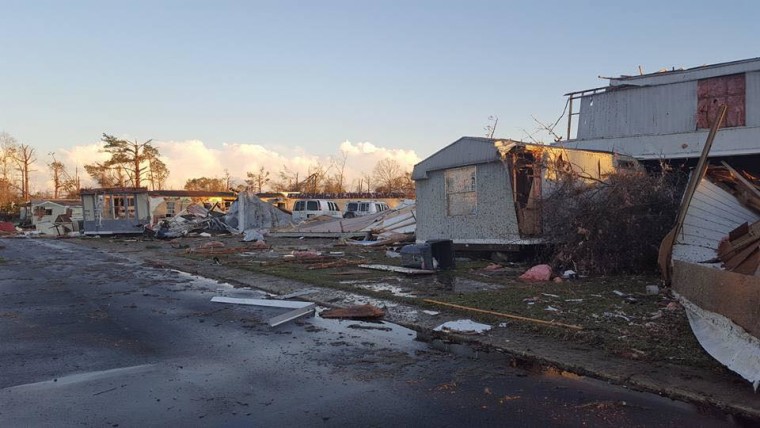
[577,82,696,140]
[746,71,760,127]
[562,125,760,159]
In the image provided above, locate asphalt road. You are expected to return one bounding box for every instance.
[0,237,743,427]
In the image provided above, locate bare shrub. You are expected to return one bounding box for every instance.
[540,167,686,275]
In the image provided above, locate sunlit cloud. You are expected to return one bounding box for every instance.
[30,139,422,194]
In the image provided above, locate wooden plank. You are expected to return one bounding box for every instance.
[725,244,760,270]
[732,247,760,275]
[423,299,583,330]
[721,161,760,199]
[672,105,727,242]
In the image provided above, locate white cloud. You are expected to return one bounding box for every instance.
[29,139,422,194]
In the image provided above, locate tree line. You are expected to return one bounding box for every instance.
[0,132,415,213]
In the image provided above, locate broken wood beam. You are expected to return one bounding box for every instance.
[423,299,583,330]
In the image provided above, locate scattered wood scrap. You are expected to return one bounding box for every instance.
[320,304,385,320]
[718,220,760,275]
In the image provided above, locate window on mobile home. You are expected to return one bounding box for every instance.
[445,166,477,216]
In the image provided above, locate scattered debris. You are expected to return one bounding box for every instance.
[243,229,265,242]
[358,264,435,275]
[210,296,315,327]
[276,289,319,300]
[346,323,392,331]
[434,319,492,334]
[562,270,577,279]
[518,264,552,282]
[267,305,316,327]
[385,250,401,258]
[320,304,385,320]
[645,285,660,295]
[424,299,583,330]
[0,222,17,234]
[211,296,313,309]
[422,310,440,316]
[545,306,560,312]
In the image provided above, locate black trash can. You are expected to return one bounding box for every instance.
[427,239,455,269]
[400,243,434,270]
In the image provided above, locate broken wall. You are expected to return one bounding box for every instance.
[225,190,293,232]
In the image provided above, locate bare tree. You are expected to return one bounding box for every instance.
[373,158,405,193]
[245,166,270,193]
[48,154,65,199]
[14,144,36,200]
[0,132,21,209]
[329,149,349,193]
[484,115,499,139]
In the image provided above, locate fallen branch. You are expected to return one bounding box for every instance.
[423,299,583,330]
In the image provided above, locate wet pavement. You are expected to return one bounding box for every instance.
[0,237,746,427]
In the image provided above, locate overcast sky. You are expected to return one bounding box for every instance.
[1,0,758,191]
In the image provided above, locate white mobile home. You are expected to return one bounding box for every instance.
[562,57,760,160]
[412,137,635,248]
[30,199,83,235]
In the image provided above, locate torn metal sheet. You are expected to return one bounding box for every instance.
[211,296,312,309]
[268,305,316,327]
[211,296,316,327]
[358,264,435,275]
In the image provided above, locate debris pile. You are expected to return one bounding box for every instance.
[272,203,416,243]
[150,203,234,239]
[710,164,760,275]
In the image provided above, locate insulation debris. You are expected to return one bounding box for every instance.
[433,319,492,334]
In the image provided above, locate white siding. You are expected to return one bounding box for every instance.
[673,179,759,264]
[577,82,696,140]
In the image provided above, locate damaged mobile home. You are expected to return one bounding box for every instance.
[412,137,637,248]
[81,187,238,236]
[30,199,83,235]
[561,57,760,161]
[659,105,760,389]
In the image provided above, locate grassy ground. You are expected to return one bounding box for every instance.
[160,234,726,372]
